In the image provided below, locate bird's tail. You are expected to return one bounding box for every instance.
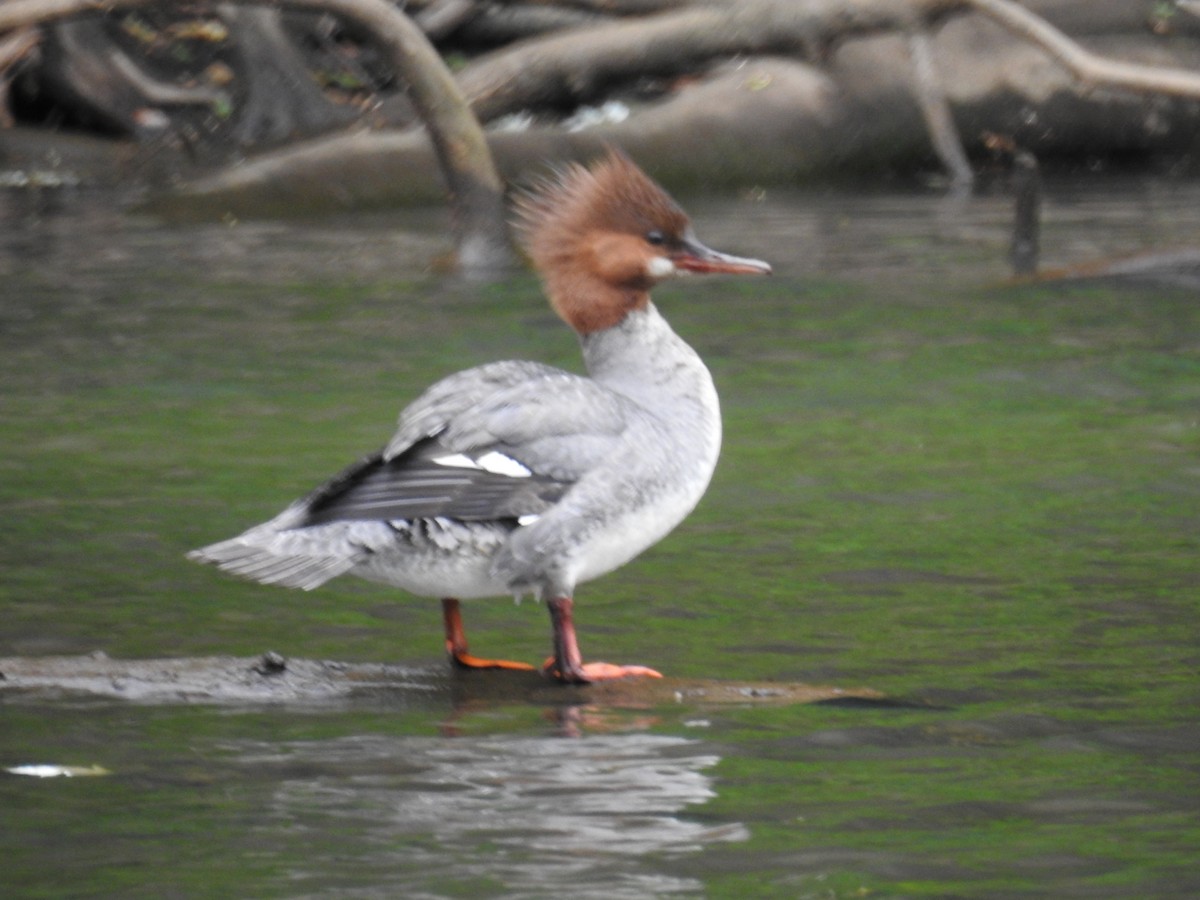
[186,535,360,591]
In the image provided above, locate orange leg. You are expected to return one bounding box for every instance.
[544,596,662,684]
[441,598,535,671]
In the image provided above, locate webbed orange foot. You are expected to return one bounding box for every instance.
[543,658,663,684]
[450,650,536,672]
[442,597,536,672]
[544,596,663,684]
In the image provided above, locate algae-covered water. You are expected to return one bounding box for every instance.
[1,175,1197,898]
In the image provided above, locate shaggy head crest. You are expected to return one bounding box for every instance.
[514,149,689,277]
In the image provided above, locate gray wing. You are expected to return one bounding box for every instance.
[297,440,568,526]
[385,360,560,458]
[189,361,635,590]
[385,360,631,482]
[298,361,632,527]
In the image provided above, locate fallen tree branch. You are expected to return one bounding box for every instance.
[458,0,1200,125]
[457,0,962,121]
[966,0,1200,99]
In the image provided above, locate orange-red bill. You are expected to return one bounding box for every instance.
[673,233,772,275]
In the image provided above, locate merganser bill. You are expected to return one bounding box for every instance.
[188,150,771,683]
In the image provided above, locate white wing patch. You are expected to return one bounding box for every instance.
[431,452,475,469]
[477,451,533,477]
[432,451,532,478]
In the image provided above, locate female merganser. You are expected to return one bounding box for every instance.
[188,150,771,683]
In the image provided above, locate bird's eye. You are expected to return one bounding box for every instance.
[645,230,665,246]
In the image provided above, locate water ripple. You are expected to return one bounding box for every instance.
[230,732,747,898]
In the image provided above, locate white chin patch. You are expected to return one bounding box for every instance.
[432,450,532,478]
[646,256,676,279]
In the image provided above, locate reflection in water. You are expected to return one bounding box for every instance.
[231,730,746,898]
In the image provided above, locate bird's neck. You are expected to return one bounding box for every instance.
[581,304,713,406]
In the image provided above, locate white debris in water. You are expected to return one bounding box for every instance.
[0,169,80,189]
[6,764,111,778]
[564,101,630,132]
[488,111,535,133]
[486,100,630,134]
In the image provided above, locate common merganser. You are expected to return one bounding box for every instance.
[188,150,771,683]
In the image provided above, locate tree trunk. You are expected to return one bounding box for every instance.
[218,5,357,147]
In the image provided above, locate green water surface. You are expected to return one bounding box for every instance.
[1,182,1197,898]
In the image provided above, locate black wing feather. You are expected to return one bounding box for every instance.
[299,438,570,527]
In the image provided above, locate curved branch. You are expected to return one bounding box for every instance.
[908,28,972,188]
[275,0,512,272]
[0,25,39,72]
[967,0,1200,99]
